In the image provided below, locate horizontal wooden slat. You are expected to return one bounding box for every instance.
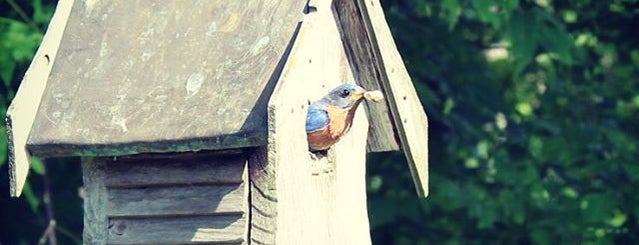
[108,215,246,245]
[107,184,246,217]
[103,153,245,187]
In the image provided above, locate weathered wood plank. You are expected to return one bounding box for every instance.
[107,215,246,244]
[107,184,246,217]
[83,158,109,244]
[266,0,371,244]
[333,0,400,153]
[356,0,430,197]
[248,147,277,245]
[6,0,74,197]
[27,0,307,157]
[103,152,245,187]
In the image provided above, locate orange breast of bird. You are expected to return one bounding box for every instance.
[307,106,355,150]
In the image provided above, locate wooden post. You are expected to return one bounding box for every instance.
[82,158,108,244]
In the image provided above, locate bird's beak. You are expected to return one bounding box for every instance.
[352,87,367,100]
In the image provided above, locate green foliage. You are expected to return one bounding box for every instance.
[369,0,639,244]
[0,126,6,167]
[0,0,52,85]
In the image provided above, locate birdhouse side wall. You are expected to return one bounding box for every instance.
[82,151,248,245]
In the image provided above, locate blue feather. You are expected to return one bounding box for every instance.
[306,104,330,132]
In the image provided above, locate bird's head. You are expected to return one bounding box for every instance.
[323,84,367,109]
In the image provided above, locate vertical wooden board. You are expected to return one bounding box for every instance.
[319,75,371,244]
[358,0,429,197]
[248,147,277,245]
[107,215,246,244]
[265,20,318,244]
[266,0,371,244]
[6,0,74,197]
[82,157,109,244]
[329,110,371,244]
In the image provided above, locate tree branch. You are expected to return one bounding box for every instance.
[37,220,56,245]
[5,0,42,33]
[37,162,57,245]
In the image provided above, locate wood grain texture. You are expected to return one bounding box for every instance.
[83,158,109,244]
[355,0,430,197]
[6,0,74,197]
[107,184,245,217]
[333,0,400,153]
[83,151,249,244]
[107,215,246,244]
[248,147,277,245]
[266,0,372,243]
[27,0,307,157]
[103,152,245,187]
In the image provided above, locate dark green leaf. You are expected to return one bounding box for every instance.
[0,126,7,167]
[21,181,40,213]
[30,158,45,175]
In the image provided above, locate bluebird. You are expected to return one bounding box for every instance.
[306,84,368,151]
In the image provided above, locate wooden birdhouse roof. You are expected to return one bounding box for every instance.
[8,0,428,197]
[26,0,307,157]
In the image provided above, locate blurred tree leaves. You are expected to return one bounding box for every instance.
[0,0,52,85]
[0,20,40,83]
[370,0,639,244]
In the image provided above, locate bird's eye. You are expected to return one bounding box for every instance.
[339,89,351,98]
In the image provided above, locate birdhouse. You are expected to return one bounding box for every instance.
[6,0,428,244]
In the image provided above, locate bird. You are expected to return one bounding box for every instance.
[306,84,368,151]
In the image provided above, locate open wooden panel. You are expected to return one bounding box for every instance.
[83,151,248,245]
[333,0,400,153]
[256,0,371,244]
[334,0,429,197]
[6,0,74,197]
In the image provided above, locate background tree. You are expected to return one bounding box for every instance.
[1,0,638,244]
[368,0,639,244]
